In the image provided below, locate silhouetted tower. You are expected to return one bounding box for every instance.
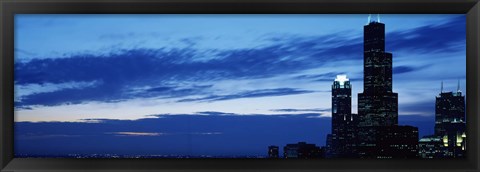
[435,81,466,157]
[355,16,419,159]
[357,17,398,127]
[330,75,357,157]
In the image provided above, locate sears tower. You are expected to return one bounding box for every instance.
[357,17,398,127]
[356,16,417,159]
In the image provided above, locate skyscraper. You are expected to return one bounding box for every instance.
[434,82,466,157]
[356,17,418,158]
[357,19,398,127]
[329,75,357,158]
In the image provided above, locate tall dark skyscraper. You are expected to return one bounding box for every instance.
[329,75,357,158]
[356,17,418,158]
[357,19,398,127]
[434,82,466,157]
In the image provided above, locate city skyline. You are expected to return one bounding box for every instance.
[326,18,422,159]
[14,14,466,157]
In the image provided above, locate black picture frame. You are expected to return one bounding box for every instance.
[1,0,479,171]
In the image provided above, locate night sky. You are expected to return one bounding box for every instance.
[14,14,465,157]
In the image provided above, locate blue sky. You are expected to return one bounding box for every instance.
[13,14,465,156]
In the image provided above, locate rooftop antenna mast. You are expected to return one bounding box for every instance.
[457,79,461,92]
[441,81,444,93]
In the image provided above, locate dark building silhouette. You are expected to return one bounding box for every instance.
[327,75,357,158]
[375,126,419,158]
[283,142,323,159]
[356,126,418,158]
[357,19,398,127]
[268,145,279,158]
[433,82,466,158]
[355,126,419,159]
[326,134,333,156]
[355,17,419,158]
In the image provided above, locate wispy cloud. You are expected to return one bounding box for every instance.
[108,132,167,137]
[270,108,331,112]
[16,134,81,140]
[106,131,223,137]
[393,64,431,75]
[398,100,436,116]
[387,16,465,54]
[191,132,223,135]
[13,16,465,108]
[177,88,315,103]
[15,81,100,102]
[292,72,343,80]
[196,111,238,116]
[15,48,38,56]
[305,114,330,118]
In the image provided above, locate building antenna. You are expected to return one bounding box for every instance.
[457,79,461,92]
[441,81,444,93]
[377,14,381,22]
